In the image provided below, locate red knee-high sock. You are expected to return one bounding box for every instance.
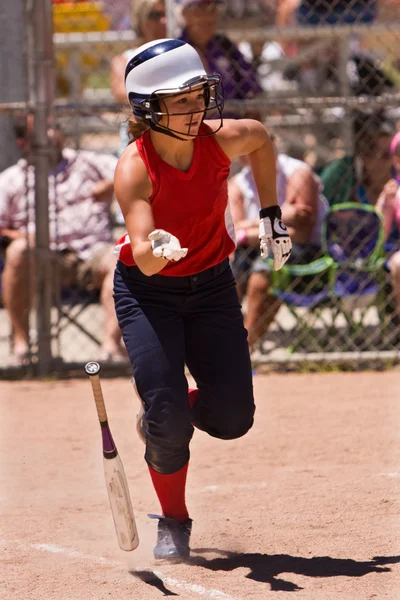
[148,463,189,522]
[188,388,199,409]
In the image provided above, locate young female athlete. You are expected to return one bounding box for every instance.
[113,38,292,561]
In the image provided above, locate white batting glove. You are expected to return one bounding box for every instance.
[148,229,188,262]
[259,206,292,271]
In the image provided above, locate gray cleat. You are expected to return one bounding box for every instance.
[149,514,192,561]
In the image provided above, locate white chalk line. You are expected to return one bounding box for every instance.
[1,539,239,600]
[200,472,400,493]
[200,482,267,493]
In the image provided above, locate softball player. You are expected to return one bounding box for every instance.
[113,38,292,561]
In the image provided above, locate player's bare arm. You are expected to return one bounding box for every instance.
[212,118,278,209]
[115,146,188,276]
[213,118,292,270]
[114,147,165,276]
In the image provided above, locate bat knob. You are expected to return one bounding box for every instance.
[85,361,101,376]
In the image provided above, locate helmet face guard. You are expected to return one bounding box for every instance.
[129,74,224,140]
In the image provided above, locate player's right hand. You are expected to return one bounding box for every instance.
[148,229,188,262]
[259,205,292,271]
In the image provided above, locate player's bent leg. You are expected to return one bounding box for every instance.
[193,383,255,440]
[143,380,194,474]
[114,263,193,556]
[185,263,255,441]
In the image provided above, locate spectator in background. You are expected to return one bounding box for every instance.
[178,0,262,116]
[228,133,328,347]
[110,0,167,155]
[290,0,376,25]
[376,131,400,328]
[320,112,395,207]
[376,132,400,242]
[0,116,123,366]
[275,0,394,97]
[103,0,133,31]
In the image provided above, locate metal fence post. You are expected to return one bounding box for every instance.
[338,32,354,155]
[166,0,179,38]
[0,0,26,172]
[33,0,55,376]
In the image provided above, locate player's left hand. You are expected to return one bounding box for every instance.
[148,229,188,262]
[259,205,292,271]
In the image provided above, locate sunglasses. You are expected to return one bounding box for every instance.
[376,151,392,160]
[147,10,166,21]
[366,150,392,160]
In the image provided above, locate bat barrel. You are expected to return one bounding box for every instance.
[85,361,139,551]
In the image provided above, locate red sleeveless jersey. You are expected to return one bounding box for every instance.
[114,123,236,276]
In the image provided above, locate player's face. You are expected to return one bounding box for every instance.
[159,87,207,138]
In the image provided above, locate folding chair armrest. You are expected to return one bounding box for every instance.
[281,256,334,277]
[332,256,387,272]
[270,255,334,289]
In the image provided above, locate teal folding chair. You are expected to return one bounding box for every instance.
[323,202,387,349]
[266,203,386,352]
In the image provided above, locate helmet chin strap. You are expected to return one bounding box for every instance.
[148,120,189,141]
[147,109,223,141]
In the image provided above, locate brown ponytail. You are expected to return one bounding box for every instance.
[127,115,150,142]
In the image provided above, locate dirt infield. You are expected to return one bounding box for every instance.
[1,372,399,600]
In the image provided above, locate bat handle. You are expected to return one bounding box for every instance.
[90,376,108,423]
[85,362,108,423]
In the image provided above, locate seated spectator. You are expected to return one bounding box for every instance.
[110,0,167,156]
[0,115,123,366]
[275,0,392,97]
[228,134,329,348]
[293,0,376,25]
[178,0,262,116]
[376,131,400,327]
[320,112,395,207]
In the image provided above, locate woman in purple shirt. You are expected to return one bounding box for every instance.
[178,0,262,115]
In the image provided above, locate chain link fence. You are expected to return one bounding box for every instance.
[1,0,400,376]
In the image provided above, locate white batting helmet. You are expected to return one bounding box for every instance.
[124,39,224,139]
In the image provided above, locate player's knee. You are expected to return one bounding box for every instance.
[218,410,254,440]
[145,406,194,473]
[201,389,255,440]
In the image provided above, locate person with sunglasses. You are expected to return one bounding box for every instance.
[113,38,292,561]
[320,112,395,208]
[110,0,167,157]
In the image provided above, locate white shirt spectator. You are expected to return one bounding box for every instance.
[234,153,329,246]
[0,148,118,261]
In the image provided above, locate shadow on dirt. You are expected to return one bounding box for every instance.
[130,570,178,596]
[188,550,400,592]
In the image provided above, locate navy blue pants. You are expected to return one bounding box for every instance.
[113,259,255,474]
